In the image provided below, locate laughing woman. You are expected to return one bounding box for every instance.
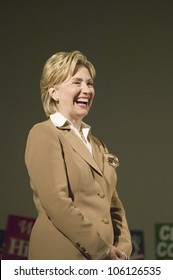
[25,50,132,260]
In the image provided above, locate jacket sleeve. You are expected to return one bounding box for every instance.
[25,123,110,259]
[110,189,132,259]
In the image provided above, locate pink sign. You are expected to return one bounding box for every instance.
[2,214,35,260]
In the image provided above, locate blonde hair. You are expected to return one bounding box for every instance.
[40,50,96,116]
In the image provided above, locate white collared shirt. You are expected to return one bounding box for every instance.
[50,112,92,154]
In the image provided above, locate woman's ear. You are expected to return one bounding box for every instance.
[48,87,59,101]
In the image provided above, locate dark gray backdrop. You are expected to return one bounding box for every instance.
[1,0,173,259]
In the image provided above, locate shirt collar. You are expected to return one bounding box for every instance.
[50,112,91,136]
[50,112,68,127]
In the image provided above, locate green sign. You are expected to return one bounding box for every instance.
[155,223,173,259]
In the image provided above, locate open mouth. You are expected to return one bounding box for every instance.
[74,98,89,107]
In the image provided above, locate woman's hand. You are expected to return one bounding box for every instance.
[108,245,127,260]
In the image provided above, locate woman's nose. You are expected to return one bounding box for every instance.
[81,83,92,93]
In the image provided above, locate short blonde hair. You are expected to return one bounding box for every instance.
[40,50,96,116]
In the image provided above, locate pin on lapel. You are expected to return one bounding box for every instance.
[103,153,119,168]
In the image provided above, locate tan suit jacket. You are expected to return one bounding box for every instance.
[25,119,132,259]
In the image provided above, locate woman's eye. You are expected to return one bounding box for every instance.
[88,82,94,87]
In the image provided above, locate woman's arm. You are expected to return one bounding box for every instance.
[110,189,132,259]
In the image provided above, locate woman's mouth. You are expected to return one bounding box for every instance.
[74,97,90,108]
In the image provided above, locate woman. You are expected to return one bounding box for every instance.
[25,50,132,260]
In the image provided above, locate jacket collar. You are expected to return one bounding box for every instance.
[49,115,103,176]
[63,130,103,176]
[50,112,91,134]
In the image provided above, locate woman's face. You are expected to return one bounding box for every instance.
[52,66,95,123]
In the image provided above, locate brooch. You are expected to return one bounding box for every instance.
[103,153,119,168]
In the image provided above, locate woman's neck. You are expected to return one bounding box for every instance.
[70,119,82,131]
[57,110,83,131]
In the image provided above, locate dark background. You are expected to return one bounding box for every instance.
[1,0,173,259]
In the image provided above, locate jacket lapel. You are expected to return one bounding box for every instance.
[67,131,103,176]
[90,137,104,174]
[57,124,103,176]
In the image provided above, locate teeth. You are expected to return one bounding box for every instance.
[76,98,88,102]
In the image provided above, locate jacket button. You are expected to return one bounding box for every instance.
[98,192,105,198]
[102,218,109,224]
[75,241,80,247]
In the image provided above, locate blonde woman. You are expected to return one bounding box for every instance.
[25,50,132,260]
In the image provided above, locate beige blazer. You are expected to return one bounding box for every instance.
[25,119,132,259]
